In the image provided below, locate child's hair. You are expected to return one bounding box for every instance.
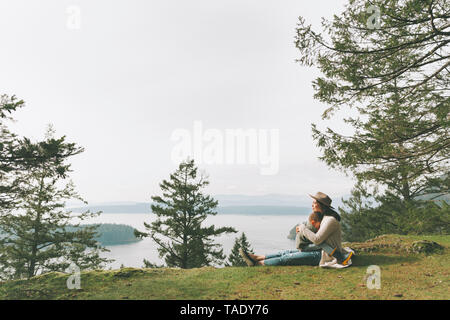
[309,211,323,222]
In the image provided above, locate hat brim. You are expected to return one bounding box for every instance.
[309,194,335,210]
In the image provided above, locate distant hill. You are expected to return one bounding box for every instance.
[67,192,448,214]
[67,193,351,215]
[214,193,347,207]
[217,206,309,215]
[68,223,142,246]
[415,193,450,203]
[1,223,142,247]
[69,203,310,216]
[414,174,449,204]
[70,203,151,214]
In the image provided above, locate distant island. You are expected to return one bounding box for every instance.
[67,223,142,246]
[1,223,142,247]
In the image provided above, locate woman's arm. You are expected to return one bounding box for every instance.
[299,217,338,245]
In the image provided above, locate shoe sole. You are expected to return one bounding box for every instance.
[239,248,255,266]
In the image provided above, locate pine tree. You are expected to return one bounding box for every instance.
[0,95,83,212]
[295,0,450,238]
[295,0,449,200]
[0,94,25,211]
[0,126,111,280]
[136,159,237,269]
[226,232,254,267]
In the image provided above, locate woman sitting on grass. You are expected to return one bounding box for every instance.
[239,192,353,267]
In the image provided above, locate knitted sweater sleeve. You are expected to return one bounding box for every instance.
[301,216,338,245]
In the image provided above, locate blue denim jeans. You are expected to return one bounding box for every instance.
[263,249,321,266]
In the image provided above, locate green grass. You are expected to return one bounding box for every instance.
[0,234,449,300]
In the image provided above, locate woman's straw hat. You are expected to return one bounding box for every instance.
[309,192,335,209]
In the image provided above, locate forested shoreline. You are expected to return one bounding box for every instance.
[67,224,142,246]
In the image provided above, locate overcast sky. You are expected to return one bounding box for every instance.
[0,0,357,204]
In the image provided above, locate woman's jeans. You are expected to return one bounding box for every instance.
[263,248,321,266]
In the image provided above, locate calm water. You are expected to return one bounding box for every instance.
[83,213,308,269]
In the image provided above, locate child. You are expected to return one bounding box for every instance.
[295,211,322,250]
[296,211,353,265]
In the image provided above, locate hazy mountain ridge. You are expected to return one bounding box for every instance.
[67,194,348,214]
[69,203,311,215]
[67,192,447,215]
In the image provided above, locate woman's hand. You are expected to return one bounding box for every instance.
[296,224,305,233]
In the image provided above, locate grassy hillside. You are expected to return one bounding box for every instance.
[0,234,448,300]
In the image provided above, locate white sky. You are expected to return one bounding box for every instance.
[0,0,357,203]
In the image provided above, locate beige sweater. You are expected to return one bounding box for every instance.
[300,215,343,265]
